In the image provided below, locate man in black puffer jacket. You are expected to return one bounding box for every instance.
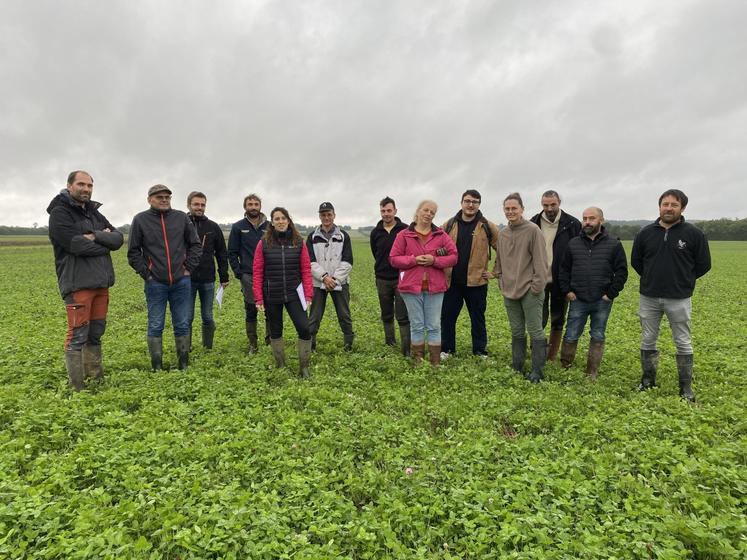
[557,207,627,379]
[48,170,124,390]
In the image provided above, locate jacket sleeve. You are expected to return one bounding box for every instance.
[227,224,241,278]
[49,207,110,257]
[432,231,458,269]
[369,229,377,258]
[300,244,314,300]
[184,216,202,273]
[530,228,550,294]
[214,223,230,283]
[93,229,124,251]
[252,241,265,306]
[630,232,643,276]
[558,246,573,295]
[307,234,326,281]
[606,241,628,299]
[332,231,353,282]
[127,217,148,278]
[389,231,416,270]
[694,231,712,279]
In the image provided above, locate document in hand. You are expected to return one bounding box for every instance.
[215,285,225,308]
[297,283,307,311]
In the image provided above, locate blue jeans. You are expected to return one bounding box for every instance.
[563,298,613,343]
[401,292,444,345]
[145,276,192,337]
[189,281,215,327]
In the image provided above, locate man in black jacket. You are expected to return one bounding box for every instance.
[369,196,409,355]
[558,207,627,379]
[530,190,581,361]
[48,170,124,390]
[631,189,711,401]
[128,184,202,371]
[187,191,229,349]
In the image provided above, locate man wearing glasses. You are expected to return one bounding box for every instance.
[440,189,500,359]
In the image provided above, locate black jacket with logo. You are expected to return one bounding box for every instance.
[631,217,711,299]
[189,214,229,284]
[370,217,408,280]
[530,210,581,297]
[228,214,269,278]
[47,190,124,299]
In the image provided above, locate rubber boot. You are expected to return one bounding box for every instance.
[175,336,190,371]
[676,353,696,402]
[560,340,578,369]
[188,325,193,351]
[311,334,317,352]
[527,338,546,383]
[270,338,286,368]
[202,323,216,349]
[511,336,527,373]
[82,344,104,380]
[547,330,562,361]
[639,349,658,391]
[586,340,604,380]
[343,334,355,352]
[246,322,258,354]
[383,321,396,347]
[147,336,163,371]
[399,325,411,357]
[297,338,312,379]
[428,344,441,366]
[411,343,425,365]
[264,320,271,346]
[65,350,85,391]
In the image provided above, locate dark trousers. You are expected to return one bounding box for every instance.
[265,300,311,340]
[308,285,354,339]
[240,273,259,323]
[440,284,488,355]
[375,278,409,326]
[542,283,568,332]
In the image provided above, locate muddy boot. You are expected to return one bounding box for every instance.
[175,336,190,371]
[547,330,562,361]
[560,340,578,369]
[511,336,527,374]
[343,334,355,352]
[202,323,216,350]
[147,336,163,371]
[676,353,695,402]
[428,344,441,366]
[264,320,271,346]
[270,338,286,368]
[311,334,317,352]
[399,325,411,357]
[188,326,193,351]
[639,349,659,391]
[586,340,604,380]
[527,338,546,383]
[383,321,396,347]
[64,350,85,391]
[246,322,258,354]
[411,343,425,365]
[297,338,312,379]
[82,344,104,380]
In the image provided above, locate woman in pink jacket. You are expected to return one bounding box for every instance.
[389,200,458,365]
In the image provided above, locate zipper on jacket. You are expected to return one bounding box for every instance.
[281,244,287,302]
[160,214,174,284]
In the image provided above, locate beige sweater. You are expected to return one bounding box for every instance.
[493,218,549,299]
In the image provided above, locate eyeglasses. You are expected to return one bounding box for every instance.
[463,199,481,205]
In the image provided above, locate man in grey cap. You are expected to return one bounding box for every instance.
[128,184,202,370]
[306,202,355,351]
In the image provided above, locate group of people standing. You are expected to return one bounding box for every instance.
[47,170,711,401]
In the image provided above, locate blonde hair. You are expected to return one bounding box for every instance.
[413,199,438,222]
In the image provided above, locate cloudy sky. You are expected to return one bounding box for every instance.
[3,0,746,228]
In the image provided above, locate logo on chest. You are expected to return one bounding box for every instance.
[677,239,687,250]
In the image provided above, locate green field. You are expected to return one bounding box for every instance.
[1,238,745,558]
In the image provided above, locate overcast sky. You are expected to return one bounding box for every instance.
[3,0,746,228]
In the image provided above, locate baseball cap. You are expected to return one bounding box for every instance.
[148,184,173,197]
[318,202,335,213]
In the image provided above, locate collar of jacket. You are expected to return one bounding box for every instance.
[406,223,440,234]
[654,216,686,229]
[454,210,485,224]
[147,207,173,216]
[189,213,208,223]
[312,224,343,241]
[374,217,404,231]
[243,213,268,229]
[507,217,529,229]
[47,189,102,214]
[580,225,608,242]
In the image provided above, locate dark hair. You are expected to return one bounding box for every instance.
[658,189,688,209]
[503,192,524,208]
[187,191,206,205]
[67,170,92,185]
[541,189,560,202]
[264,207,303,248]
[379,196,396,208]
[244,193,262,206]
[461,189,481,202]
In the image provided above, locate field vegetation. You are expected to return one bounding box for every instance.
[1,238,745,558]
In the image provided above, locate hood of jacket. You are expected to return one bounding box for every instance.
[46,189,102,215]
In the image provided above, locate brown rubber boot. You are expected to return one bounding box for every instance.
[585,340,604,380]
[547,330,562,361]
[411,343,425,365]
[82,344,104,380]
[560,340,578,369]
[64,350,85,391]
[428,344,441,366]
[270,338,286,368]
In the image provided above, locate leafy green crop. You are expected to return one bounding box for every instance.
[0,239,745,558]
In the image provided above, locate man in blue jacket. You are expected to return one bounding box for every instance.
[631,189,711,401]
[48,170,124,390]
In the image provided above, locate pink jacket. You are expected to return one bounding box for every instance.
[388,225,458,294]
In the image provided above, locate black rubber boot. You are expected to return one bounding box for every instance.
[82,344,104,380]
[399,325,411,357]
[246,322,258,354]
[527,338,546,383]
[175,336,190,370]
[676,353,696,402]
[511,336,527,373]
[383,321,396,347]
[639,349,659,391]
[202,323,216,349]
[297,338,312,379]
[343,334,354,352]
[147,337,163,371]
[64,350,85,391]
[270,338,286,368]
